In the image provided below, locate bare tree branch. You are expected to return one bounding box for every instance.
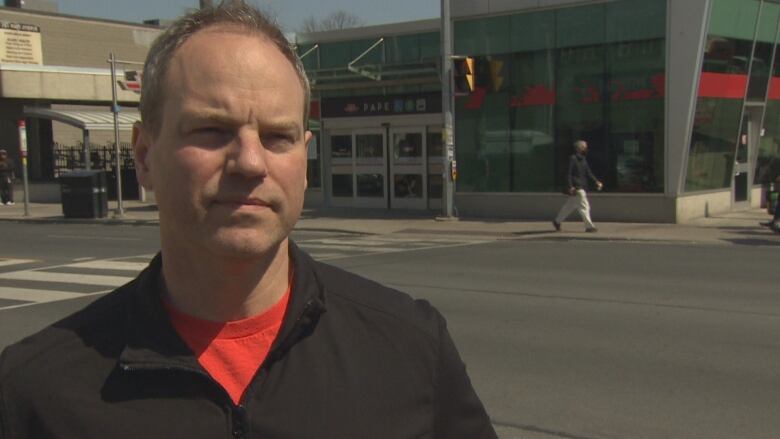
[300,10,363,33]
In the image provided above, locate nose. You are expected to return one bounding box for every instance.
[227,129,268,178]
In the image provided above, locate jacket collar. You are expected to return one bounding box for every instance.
[118,240,328,371]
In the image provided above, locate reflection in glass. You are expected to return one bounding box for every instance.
[331,135,352,159]
[331,174,353,197]
[454,0,666,194]
[356,134,384,160]
[356,174,384,197]
[394,174,423,198]
[685,1,759,192]
[393,133,423,163]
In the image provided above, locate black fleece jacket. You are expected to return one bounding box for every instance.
[0,243,496,439]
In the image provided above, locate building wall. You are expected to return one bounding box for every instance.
[0,7,159,68]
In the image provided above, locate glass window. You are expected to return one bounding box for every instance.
[331,135,352,159]
[394,174,423,198]
[747,3,780,100]
[455,0,666,194]
[428,174,443,199]
[319,41,352,70]
[307,131,321,188]
[454,15,511,56]
[419,32,440,62]
[356,174,384,197]
[356,134,383,161]
[685,0,760,192]
[427,131,443,158]
[556,4,605,49]
[605,0,666,43]
[756,20,780,185]
[331,174,353,197]
[709,0,761,40]
[393,132,423,164]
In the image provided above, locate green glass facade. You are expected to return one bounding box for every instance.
[686,0,780,192]
[454,0,666,194]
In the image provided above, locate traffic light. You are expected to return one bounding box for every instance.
[453,56,475,95]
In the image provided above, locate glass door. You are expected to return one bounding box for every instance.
[426,127,443,210]
[354,130,387,208]
[328,131,354,208]
[390,128,426,209]
[733,107,762,208]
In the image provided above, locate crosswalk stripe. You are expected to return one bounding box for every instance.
[299,243,406,252]
[0,270,132,287]
[66,260,148,272]
[0,259,36,267]
[0,286,88,303]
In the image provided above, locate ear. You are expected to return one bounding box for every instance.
[132,122,154,191]
[303,130,314,191]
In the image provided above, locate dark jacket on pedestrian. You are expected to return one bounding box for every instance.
[567,153,598,191]
[0,157,14,183]
[0,243,496,439]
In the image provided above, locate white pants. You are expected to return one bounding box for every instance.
[555,189,595,229]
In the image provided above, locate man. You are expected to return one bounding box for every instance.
[0,149,14,205]
[0,2,496,438]
[552,140,603,232]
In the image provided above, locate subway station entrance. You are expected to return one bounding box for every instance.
[320,92,443,211]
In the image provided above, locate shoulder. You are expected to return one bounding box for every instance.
[0,281,134,382]
[311,259,442,341]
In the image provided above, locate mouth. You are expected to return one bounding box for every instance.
[216,197,274,210]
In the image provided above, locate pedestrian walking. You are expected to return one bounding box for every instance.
[553,140,603,232]
[758,154,780,232]
[0,149,15,205]
[0,2,497,438]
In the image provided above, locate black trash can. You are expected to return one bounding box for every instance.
[59,170,108,218]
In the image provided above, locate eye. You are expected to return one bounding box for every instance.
[261,132,296,150]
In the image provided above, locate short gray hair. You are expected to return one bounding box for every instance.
[573,140,588,152]
[139,0,310,137]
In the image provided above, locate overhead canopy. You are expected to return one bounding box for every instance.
[23,107,141,131]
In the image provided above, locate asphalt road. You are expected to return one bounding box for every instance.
[1,221,778,438]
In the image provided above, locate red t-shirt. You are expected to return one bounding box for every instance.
[164,281,291,406]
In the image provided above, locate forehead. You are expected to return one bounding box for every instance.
[160,26,304,122]
[170,26,300,91]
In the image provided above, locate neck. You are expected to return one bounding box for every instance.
[160,239,291,322]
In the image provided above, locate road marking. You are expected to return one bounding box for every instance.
[67,260,149,272]
[0,286,86,303]
[0,270,132,287]
[47,234,141,241]
[297,235,494,261]
[0,259,36,267]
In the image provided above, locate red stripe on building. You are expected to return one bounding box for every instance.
[464,87,487,109]
[698,72,747,99]
[767,77,780,100]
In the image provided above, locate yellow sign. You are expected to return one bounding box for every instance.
[0,23,43,65]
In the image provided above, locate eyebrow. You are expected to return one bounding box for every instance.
[179,110,302,135]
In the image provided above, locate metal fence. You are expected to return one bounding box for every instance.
[53,142,134,178]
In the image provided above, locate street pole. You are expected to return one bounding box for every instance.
[109,52,124,218]
[440,0,456,219]
[17,120,30,217]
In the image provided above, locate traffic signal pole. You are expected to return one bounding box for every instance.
[440,0,456,219]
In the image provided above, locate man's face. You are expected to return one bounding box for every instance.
[134,26,311,259]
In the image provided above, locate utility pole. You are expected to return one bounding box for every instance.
[109,52,124,218]
[17,120,30,217]
[440,0,456,219]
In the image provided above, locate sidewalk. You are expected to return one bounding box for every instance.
[1,200,778,246]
